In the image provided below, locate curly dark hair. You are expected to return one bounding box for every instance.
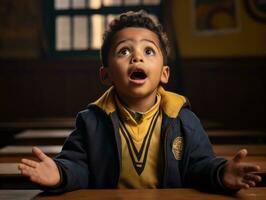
[100,10,170,67]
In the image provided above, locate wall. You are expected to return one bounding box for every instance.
[0,0,265,130]
[169,0,266,129]
[0,0,41,59]
[171,0,266,57]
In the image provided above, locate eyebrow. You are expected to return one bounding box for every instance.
[142,39,159,49]
[114,38,160,50]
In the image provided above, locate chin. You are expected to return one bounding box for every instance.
[127,88,156,99]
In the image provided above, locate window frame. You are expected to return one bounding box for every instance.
[42,0,163,59]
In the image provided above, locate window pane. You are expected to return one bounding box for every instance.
[103,0,122,6]
[72,0,86,9]
[56,16,71,50]
[73,16,88,50]
[88,0,101,9]
[143,0,160,5]
[91,15,104,49]
[124,0,140,6]
[55,0,70,10]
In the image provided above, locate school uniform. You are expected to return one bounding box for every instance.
[50,86,231,193]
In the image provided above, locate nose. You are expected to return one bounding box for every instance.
[131,51,143,63]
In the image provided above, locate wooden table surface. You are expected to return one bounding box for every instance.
[1,188,266,200]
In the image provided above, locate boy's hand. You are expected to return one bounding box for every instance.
[222,149,262,189]
[18,146,60,187]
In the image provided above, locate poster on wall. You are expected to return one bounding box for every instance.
[192,0,240,35]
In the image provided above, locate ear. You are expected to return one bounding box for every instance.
[99,66,112,86]
[160,65,170,84]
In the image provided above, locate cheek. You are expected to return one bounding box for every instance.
[109,66,127,80]
[149,59,164,72]
[148,55,163,65]
[111,59,128,72]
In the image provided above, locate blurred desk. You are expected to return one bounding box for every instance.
[1,188,266,200]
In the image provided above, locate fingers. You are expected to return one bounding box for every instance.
[21,158,38,168]
[233,149,248,162]
[18,163,42,184]
[236,172,262,189]
[242,179,256,188]
[244,173,262,182]
[237,181,250,189]
[32,146,48,161]
[235,178,254,189]
[243,164,261,173]
[18,163,36,177]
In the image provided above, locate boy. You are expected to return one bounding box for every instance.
[18,10,261,193]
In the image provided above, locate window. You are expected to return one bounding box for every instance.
[43,0,162,58]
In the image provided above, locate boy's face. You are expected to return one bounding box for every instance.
[100,27,169,102]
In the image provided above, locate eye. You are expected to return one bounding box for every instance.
[117,48,131,56]
[145,47,155,56]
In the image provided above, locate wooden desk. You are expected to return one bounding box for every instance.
[13,129,71,145]
[0,146,61,163]
[208,130,266,144]
[213,144,266,156]
[0,188,266,200]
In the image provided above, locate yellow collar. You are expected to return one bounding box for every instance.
[115,94,161,125]
[91,86,186,118]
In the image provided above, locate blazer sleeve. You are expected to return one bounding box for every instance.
[44,113,90,193]
[180,108,233,193]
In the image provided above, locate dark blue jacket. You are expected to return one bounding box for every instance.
[52,87,228,193]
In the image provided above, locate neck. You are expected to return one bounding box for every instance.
[117,91,158,113]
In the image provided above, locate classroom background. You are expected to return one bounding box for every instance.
[0,0,265,191]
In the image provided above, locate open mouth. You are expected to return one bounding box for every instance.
[130,70,147,80]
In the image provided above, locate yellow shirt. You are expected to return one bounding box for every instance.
[115,94,163,188]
